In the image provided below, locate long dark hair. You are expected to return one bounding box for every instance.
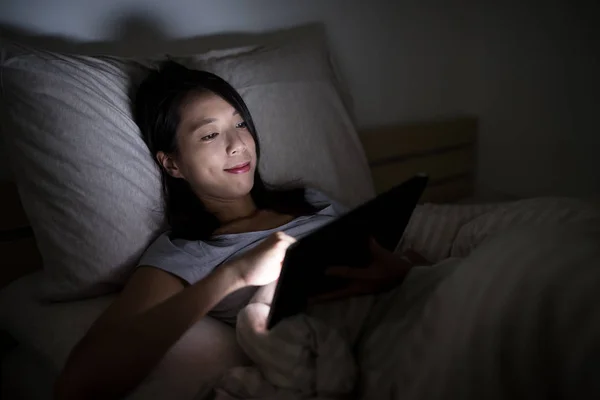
[134,60,319,240]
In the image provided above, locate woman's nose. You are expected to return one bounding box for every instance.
[227,131,245,155]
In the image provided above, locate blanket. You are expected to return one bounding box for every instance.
[208,199,600,400]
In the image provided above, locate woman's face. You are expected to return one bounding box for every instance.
[160,91,257,201]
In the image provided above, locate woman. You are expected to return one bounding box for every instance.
[54,61,412,399]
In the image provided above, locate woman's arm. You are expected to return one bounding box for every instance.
[54,264,245,400]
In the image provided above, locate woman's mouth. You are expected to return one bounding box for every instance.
[224,162,251,174]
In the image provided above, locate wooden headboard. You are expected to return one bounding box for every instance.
[358,116,477,203]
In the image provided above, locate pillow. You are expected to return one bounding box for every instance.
[0,31,374,300]
[451,197,600,258]
[0,45,165,300]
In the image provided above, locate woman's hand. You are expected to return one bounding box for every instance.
[311,238,427,303]
[229,232,297,287]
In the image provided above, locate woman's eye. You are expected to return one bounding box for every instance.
[201,132,219,141]
[235,121,247,129]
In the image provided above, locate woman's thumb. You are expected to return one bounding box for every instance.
[273,232,297,248]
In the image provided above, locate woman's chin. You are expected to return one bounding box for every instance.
[230,180,255,197]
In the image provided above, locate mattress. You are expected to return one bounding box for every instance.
[0,272,249,400]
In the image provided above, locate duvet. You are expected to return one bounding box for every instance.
[208,198,600,400]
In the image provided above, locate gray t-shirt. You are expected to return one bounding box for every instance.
[138,189,347,324]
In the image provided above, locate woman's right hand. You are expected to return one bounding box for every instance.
[228,232,297,287]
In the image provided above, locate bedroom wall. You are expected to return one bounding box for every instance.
[0,0,598,197]
[461,1,599,198]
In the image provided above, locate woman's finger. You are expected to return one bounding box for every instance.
[273,231,297,245]
[402,249,432,266]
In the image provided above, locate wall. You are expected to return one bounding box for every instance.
[462,1,599,197]
[0,0,598,197]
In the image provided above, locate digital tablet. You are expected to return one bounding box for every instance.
[267,174,429,329]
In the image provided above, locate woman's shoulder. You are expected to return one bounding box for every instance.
[138,231,187,264]
[138,231,213,268]
[137,230,238,284]
[141,231,215,258]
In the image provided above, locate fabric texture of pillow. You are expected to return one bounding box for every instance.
[0,30,374,300]
[0,45,165,300]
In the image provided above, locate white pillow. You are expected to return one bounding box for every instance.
[0,31,373,300]
[0,45,165,300]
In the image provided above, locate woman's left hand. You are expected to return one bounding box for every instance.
[310,238,428,303]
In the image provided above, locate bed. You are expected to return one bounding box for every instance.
[1,25,599,400]
[0,116,484,399]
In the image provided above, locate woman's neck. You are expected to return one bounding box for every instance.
[201,194,258,225]
[213,208,297,236]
